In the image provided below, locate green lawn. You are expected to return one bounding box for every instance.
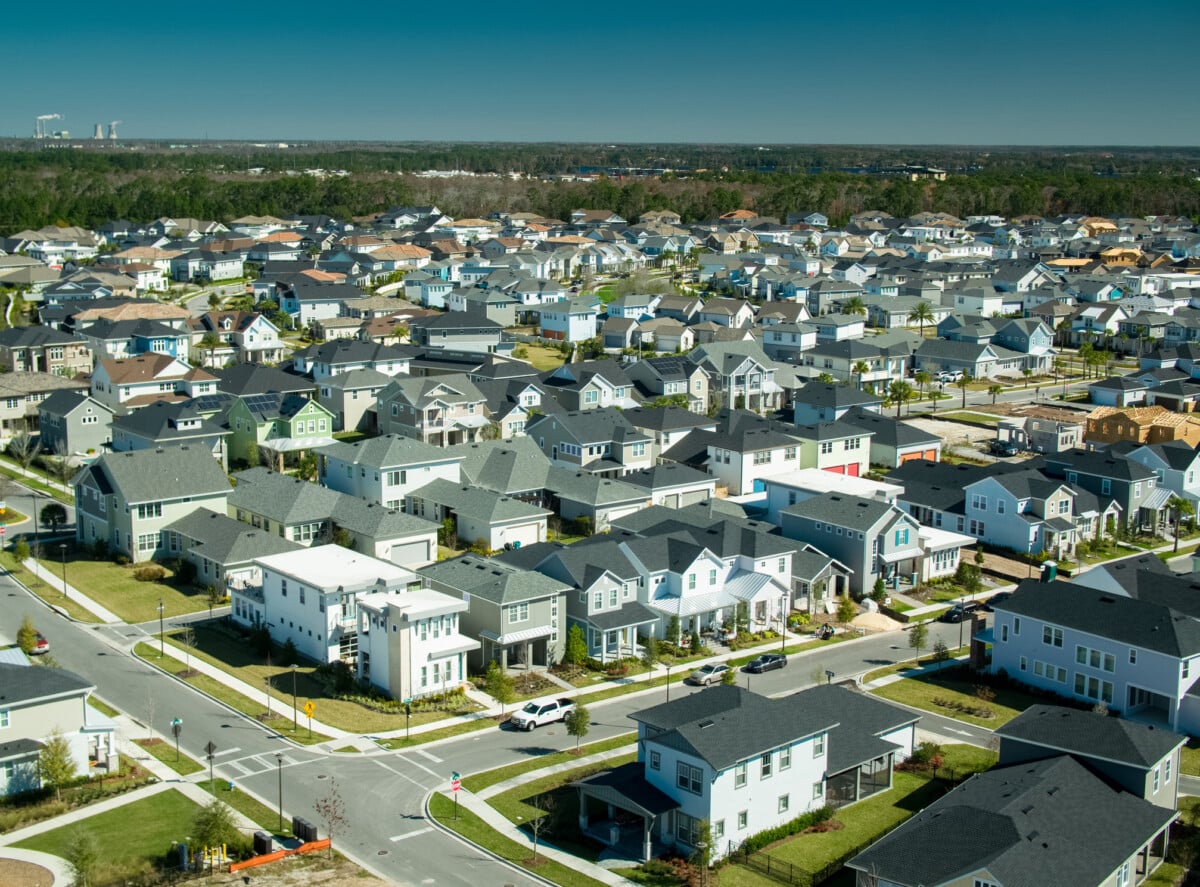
[0,551,101,622]
[134,738,204,776]
[1181,739,1200,776]
[160,624,482,734]
[34,554,213,623]
[518,342,569,371]
[869,665,1035,728]
[374,717,497,750]
[462,735,636,793]
[196,778,288,834]
[14,788,203,882]
[0,508,28,524]
[133,642,329,745]
[332,430,373,444]
[428,793,610,887]
[87,696,120,718]
[941,411,1000,426]
[488,753,637,828]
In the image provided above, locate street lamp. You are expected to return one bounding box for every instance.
[780,590,789,654]
[290,664,298,732]
[665,662,672,701]
[275,752,285,833]
[58,543,67,598]
[157,598,166,659]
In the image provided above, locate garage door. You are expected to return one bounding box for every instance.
[506,522,542,549]
[923,449,938,461]
[604,505,643,526]
[391,539,432,567]
[681,489,709,507]
[825,465,846,475]
[899,451,922,464]
[847,464,860,477]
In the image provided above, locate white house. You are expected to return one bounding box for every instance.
[316,435,464,509]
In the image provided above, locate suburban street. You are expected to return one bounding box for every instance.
[1,558,988,886]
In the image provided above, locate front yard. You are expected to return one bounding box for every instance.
[867,663,1069,728]
[33,552,215,623]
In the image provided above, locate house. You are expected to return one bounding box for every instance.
[622,464,717,509]
[1112,440,1200,506]
[991,576,1200,734]
[572,685,915,862]
[913,339,1003,379]
[189,311,284,366]
[78,317,192,362]
[802,340,907,389]
[838,408,942,468]
[759,470,902,525]
[355,587,480,700]
[225,393,336,469]
[622,406,718,459]
[292,339,412,380]
[792,420,873,477]
[1089,376,1148,407]
[110,399,231,467]
[1086,405,1200,448]
[791,383,884,425]
[1044,449,1166,532]
[696,298,755,328]
[626,356,710,413]
[73,446,231,562]
[810,313,866,342]
[316,434,463,509]
[996,415,1083,454]
[418,554,569,670]
[526,408,654,477]
[0,326,91,377]
[961,468,1080,559]
[162,508,303,591]
[228,468,440,566]
[779,493,928,596]
[688,342,784,414]
[407,311,507,354]
[36,391,114,457]
[0,663,116,797]
[541,360,640,411]
[376,374,491,446]
[759,323,817,363]
[535,298,600,343]
[314,368,391,432]
[662,413,801,495]
[543,467,650,532]
[277,280,366,326]
[404,479,551,552]
[847,754,1174,887]
[239,546,422,665]
[0,372,89,438]
[90,355,217,412]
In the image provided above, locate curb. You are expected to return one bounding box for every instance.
[422,790,562,887]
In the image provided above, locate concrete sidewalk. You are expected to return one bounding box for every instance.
[19,557,121,624]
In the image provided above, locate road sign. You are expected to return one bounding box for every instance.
[204,741,218,757]
[303,700,315,718]
[171,718,183,737]
[1,524,6,537]
[451,777,461,793]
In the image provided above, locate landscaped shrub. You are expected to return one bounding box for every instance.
[132,565,166,582]
[741,805,836,853]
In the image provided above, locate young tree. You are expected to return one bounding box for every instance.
[888,380,914,418]
[1170,496,1196,552]
[8,432,41,471]
[17,614,38,654]
[564,624,588,670]
[485,660,515,713]
[853,361,871,390]
[40,502,68,532]
[955,373,972,409]
[665,615,681,647]
[908,621,929,665]
[192,797,240,850]
[987,384,1002,405]
[179,626,196,673]
[296,451,318,482]
[932,639,950,669]
[12,539,29,562]
[640,634,659,672]
[691,819,714,884]
[734,601,750,634]
[842,296,866,317]
[205,585,223,620]
[913,369,930,399]
[908,300,934,337]
[565,703,590,749]
[314,777,347,859]
[38,728,76,800]
[870,576,888,604]
[1022,368,1034,388]
[721,666,736,685]
[837,595,858,625]
[526,791,555,860]
[64,827,99,887]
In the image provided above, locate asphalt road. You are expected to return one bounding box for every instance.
[3,559,994,886]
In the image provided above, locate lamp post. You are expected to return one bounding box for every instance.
[58,543,67,598]
[157,598,165,659]
[1028,537,1035,580]
[665,662,672,701]
[275,752,285,833]
[825,669,835,685]
[290,664,298,732]
[780,590,789,654]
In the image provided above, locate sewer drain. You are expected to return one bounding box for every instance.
[378,850,388,856]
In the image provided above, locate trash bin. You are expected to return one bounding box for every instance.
[253,831,273,855]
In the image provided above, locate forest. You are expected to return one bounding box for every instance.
[1,142,1198,232]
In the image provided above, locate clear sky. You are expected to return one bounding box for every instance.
[6,0,1198,145]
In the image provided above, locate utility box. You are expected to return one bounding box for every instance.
[292,817,317,843]
[253,831,273,855]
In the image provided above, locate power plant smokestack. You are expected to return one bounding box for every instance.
[93,123,104,140]
[107,121,121,140]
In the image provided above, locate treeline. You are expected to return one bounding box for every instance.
[1,147,1198,232]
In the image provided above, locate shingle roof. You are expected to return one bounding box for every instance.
[544,467,647,507]
[213,364,314,397]
[419,553,568,605]
[449,437,551,495]
[165,508,302,565]
[783,493,898,531]
[316,434,456,470]
[0,662,93,705]
[86,445,230,504]
[408,478,551,523]
[996,704,1183,770]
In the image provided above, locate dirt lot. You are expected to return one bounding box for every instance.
[977,401,1091,423]
[0,853,388,887]
[0,859,52,887]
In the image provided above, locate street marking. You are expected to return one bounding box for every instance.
[213,747,241,757]
[389,827,433,843]
[224,760,249,775]
[415,748,443,763]
[397,754,441,779]
[372,757,431,790]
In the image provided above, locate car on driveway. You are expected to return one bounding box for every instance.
[686,663,730,686]
[939,602,983,623]
[743,653,787,674]
[988,439,1019,457]
[937,370,963,383]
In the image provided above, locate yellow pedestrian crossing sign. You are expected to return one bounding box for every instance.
[303,700,316,718]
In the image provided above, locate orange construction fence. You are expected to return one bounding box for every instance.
[229,838,331,873]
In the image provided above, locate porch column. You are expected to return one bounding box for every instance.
[577,789,588,831]
[525,640,533,672]
[643,817,652,862]
[500,646,508,670]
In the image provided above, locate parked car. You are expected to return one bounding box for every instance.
[936,370,963,383]
[686,663,730,686]
[939,601,983,623]
[983,592,1012,612]
[508,697,575,731]
[29,631,49,655]
[743,653,787,674]
[988,439,1019,457]
[814,623,836,640]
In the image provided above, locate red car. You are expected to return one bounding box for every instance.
[30,632,49,655]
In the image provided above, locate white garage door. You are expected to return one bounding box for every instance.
[506,522,541,549]
[390,539,432,567]
[681,489,710,506]
[604,505,643,526]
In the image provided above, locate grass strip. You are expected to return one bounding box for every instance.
[87,696,121,718]
[429,793,609,887]
[462,735,635,793]
[0,551,102,622]
[196,778,290,834]
[134,738,204,776]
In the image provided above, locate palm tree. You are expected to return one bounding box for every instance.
[1169,496,1195,552]
[1078,342,1094,379]
[955,373,973,409]
[888,380,914,418]
[1022,368,1033,388]
[914,369,930,400]
[988,384,1003,404]
[1055,319,1073,349]
[908,300,935,337]
[842,296,867,317]
[817,372,835,384]
[198,331,221,368]
[853,361,871,390]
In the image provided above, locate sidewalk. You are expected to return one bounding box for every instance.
[20,556,121,624]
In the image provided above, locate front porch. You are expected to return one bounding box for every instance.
[479,625,554,670]
[573,761,679,864]
[584,603,659,664]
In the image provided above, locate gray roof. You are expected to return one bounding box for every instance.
[230,467,342,523]
[0,662,93,705]
[165,508,302,565]
[544,467,647,507]
[0,325,77,348]
[111,400,227,443]
[999,579,1200,658]
[849,756,1176,887]
[839,407,939,448]
[622,463,714,493]
[84,445,230,504]
[38,390,110,419]
[793,383,884,410]
[621,406,715,433]
[408,478,551,523]
[316,434,457,470]
[783,492,898,531]
[526,407,650,446]
[448,436,551,495]
[419,553,568,605]
[995,704,1184,770]
[213,364,314,397]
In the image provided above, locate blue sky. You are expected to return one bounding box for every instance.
[6,1,1198,144]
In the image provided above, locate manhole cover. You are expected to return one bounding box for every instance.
[378,850,388,856]
[317,774,328,779]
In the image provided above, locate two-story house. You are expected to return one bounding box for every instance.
[0,326,91,376]
[189,311,283,366]
[662,414,801,496]
[89,354,218,412]
[36,391,114,457]
[316,434,463,509]
[526,408,654,477]
[406,478,551,552]
[1044,449,1166,532]
[1110,440,1200,507]
[688,342,783,414]
[408,312,508,354]
[540,360,640,411]
[962,469,1079,559]
[110,399,231,467]
[792,420,873,477]
[225,393,336,468]
[73,445,231,562]
[626,356,710,413]
[376,373,491,446]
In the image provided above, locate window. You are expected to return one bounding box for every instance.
[299,586,306,605]
[1058,498,1069,515]
[650,751,660,771]
[1184,660,1191,680]
[777,794,790,814]
[1033,661,1068,683]
[784,446,797,460]
[812,781,823,800]
[507,603,529,623]
[1166,757,1172,784]
[1073,673,1114,704]
[1101,478,1112,495]
[813,734,826,758]
[1042,626,1063,647]
[0,709,8,729]
[894,528,909,546]
[819,441,833,455]
[632,442,646,457]
[779,746,791,770]
[1019,656,1027,672]
[688,574,696,590]
[1153,766,1160,793]
[609,588,618,607]
[971,494,987,511]
[386,470,406,486]
[584,390,598,404]
[708,569,717,586]
[676,762,703,794]
[1014,617,1021,635]
[1134,482,1142,497]
[737,810,748,830]
[136,502,162,520]
[1075,645,1115,673]
[713,820,725,839]
[997,499,1005,514]
[137,532,159,552]
[734,762,747,788]
[760,752,772,779]
[1130,648,1137,665]
[594,591,603,610]
[1001,624,1009,642]
[753,450,772,465]
[778,557,787,574]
